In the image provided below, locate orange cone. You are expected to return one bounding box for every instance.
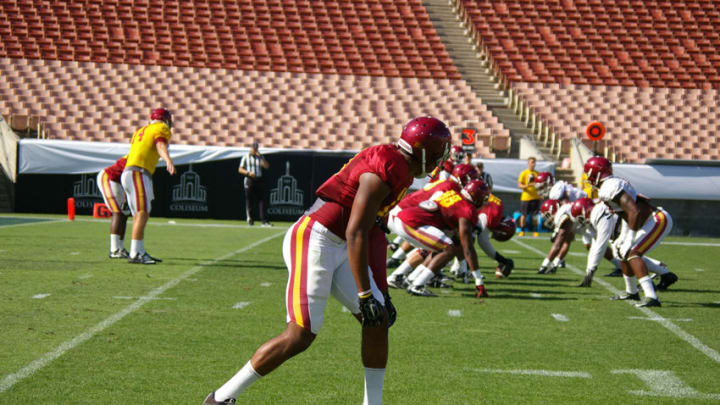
[67,197,75,221]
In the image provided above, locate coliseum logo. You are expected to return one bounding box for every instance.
[73,173,103,209]
[170,165,208,213]
[268,162,304,216]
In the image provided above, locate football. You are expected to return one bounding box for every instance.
[495,258,514,278]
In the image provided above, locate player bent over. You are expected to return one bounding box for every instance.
[475,194,515,279]
[97,155,130,258]
[569,198,678,289]
[387,180,490,298]
[203,117,450,404]
[120,108,176,264]
[585,156,674,307]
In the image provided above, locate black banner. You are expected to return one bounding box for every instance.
[15,152,354,220]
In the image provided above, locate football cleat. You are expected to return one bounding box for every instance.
[428,275,452,289]
[455,271,471,284]
[476,285,488,298]
[387,276,405,289]
[656,272,678,291]
[537,265,549,274]
[109,248,129,259]
[610,292,640,301]
[635,297,661,308]
[407,284,437,297]
[261,222,273,228]
[386,257,402,268]
[577,273,594,287]
[605,268,623,277]
[388,242,399,252]
[203,392,236,405]
[558,259,566,268]
[128,252,159,265]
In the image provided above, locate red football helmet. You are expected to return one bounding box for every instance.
[442,158,455,173]
[540,199,560,221]
[491,216,516,241]
[570,197,595,224]
[150,108,173,128]
[451,145,465,162]
[584,156,612,186]
[461,179,490,207]
[535,172,555,193]
[451,163,479,186]
[398,116,451,177]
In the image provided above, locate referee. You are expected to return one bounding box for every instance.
[238,141,271,226]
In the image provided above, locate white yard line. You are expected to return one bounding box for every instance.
[551,313,569,322]
[512,238,720,365]
[628,316,692,322]
[232,302,251,309]
[31,294,51,300]
[0,219,66,229]
[448,309,462,317]
[467,368,592,378]
[662,241,720,247]
[0,232,284,394]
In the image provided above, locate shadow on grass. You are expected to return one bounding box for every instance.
[662,301,720,309]
[458,292,577,301]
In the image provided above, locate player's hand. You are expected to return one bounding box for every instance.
[550,230,558,243]
[359,295,384,327]
[383,292,396,328]
[166,162,176,175]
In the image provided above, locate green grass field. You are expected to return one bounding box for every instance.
[1,214,719,404]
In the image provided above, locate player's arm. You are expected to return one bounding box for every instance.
[258,153,270,169]
[458,217,480,270]
[616,191,640,231]
[155,140,175,175]
[517,172,527,190]
[346,173,390,317]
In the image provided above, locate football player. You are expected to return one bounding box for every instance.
[537,198,587,274]
[475,194,515,279]
[584,156,674,307]
[386,163,479,288]
[97,155,130,258]
[548,178,587,202]
[203,116,450,405]
[387,179,490,298]
[570,198,678,289]
[120,108,176,264]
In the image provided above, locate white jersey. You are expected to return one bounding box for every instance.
[438,170,451,181]
[548,180,587,202]
[553,203,583,233]
[598,177,638,212]
[582,202,618,271]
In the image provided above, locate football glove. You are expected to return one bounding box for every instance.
[359,295,384,327]
[383,292,396,328]
[494,253,514,278]
[550,230,558,243]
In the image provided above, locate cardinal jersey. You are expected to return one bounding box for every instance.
[397,188,477,231]
[598,177,639,212]
[126,122,172,174]
[478,194,504,231]
[548,180,587,202]
[104,157,127,182]
[311,144,412,239]
[398,178,460,210]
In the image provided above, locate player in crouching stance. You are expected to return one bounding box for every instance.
[584,156,674,307]
[97,155,130,258]
[203,116,450,404]
[387,179,490,298]
[569,197,678,290]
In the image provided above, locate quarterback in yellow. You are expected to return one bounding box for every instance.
[120,108,176,264]
[516,156,541,236]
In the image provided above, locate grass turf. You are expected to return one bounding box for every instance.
[1,214,719,404]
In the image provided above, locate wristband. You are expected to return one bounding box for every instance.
[358,289,373,299]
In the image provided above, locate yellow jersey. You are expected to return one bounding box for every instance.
[126,122,171,174]
[581,172,599,199]
[518,169,540,201]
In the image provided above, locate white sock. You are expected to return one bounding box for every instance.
[110,234,120,251]
[450,257,461,273]
[623,275,638,294]
[551,257,562,267]
[638,275,658,299]
[130,239,144,258]
[392,236,403,245]
[644,257,668,275]
[389,261,414,279]
[472,270,485,286]
[215,360,262,401]
[119,238,125,250]
[412,265,435,287]
[363,367,385,405]
[610,257,621,268]
[390,248,408,261]
[407,266,424,283]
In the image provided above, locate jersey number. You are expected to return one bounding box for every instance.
[436,190,462,208]
[132,127,147,144]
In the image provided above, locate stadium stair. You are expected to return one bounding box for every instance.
[422,0,570,164]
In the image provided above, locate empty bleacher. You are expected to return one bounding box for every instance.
[460,0,720,162]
